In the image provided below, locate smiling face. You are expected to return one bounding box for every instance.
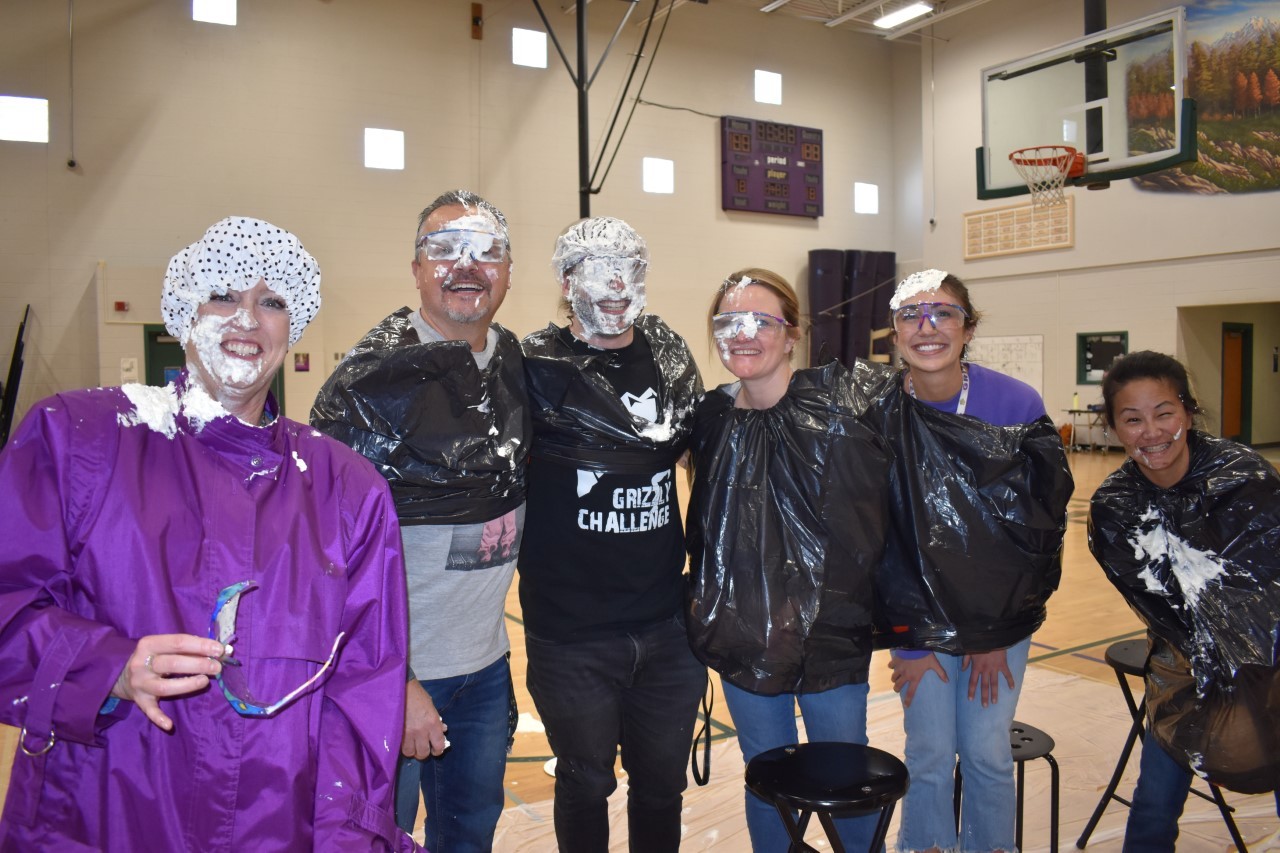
[892,285,974,377]
[413,203,511,329]
[183,279,290,422]
[1111,376,1194,488]
[563,254,647,341]
[713,283,795,385]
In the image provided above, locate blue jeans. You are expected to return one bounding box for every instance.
[1122,735,1191,852]
[722,680,879,852]
[525,616,707,853]
[895,637,1030,853]
[395,655,511,853]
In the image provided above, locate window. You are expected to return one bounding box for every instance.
[754,70,782,105]
[642,157,674,194]
[364,128,405,170]
[0,96,49,143]
[512,28,547,68]
[193,0,236,26]
[854,182,879,214]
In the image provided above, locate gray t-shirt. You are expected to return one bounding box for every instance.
[402,312,523,680]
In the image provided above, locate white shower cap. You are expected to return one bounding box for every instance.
[161,216,322,346]
[550,216,648,280]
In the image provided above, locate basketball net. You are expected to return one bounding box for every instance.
[1009,146,1077,209]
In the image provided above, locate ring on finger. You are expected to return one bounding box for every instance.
[144,654,154,673]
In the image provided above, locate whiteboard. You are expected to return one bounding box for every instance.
[965,335,1043,399]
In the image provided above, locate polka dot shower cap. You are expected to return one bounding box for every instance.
[161,217,322,346]
[550,216,648,281]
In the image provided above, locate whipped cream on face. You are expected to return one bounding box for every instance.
[890,269,949,310]
[189,309,265,388]
[431,209,507,320]
[713,312,765,359]
[568,267,646,339]
[1133,425,1184,466]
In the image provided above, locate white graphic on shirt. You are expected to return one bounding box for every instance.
[620,388,659,424]
[577,470,604,497]
[577,469,673,534]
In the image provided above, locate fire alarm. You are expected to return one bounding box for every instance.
[113,301,130,312]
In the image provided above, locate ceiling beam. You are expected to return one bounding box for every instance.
[824,0,887,28]
[885,0,996,40]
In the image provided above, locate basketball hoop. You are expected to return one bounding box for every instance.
[1009,146,1086,208]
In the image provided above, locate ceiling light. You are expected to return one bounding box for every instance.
[874,3,932,29]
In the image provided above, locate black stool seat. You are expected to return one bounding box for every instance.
[1105,638,1147,677]
[745,742,909,853]
[955,721,1059,851]
[1011,722,1056,762]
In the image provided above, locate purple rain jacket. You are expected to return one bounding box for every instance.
[0,376,420,852]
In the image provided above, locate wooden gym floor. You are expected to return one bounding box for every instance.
[1,448,1277,850]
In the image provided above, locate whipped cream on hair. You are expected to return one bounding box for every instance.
[890,269,949,310]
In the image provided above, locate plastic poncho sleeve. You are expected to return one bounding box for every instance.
[871,387,1073,653]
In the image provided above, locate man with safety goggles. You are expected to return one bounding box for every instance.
[312,190,530,853]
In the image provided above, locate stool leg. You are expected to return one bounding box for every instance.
[772,802,811,853]
[869,802,897,853]
[1076,714,1142,848]
[1046,752,1060,853]
[1208,784,1248,853]
[953,762,962,832]
[1016,759,1026,853]
[815,811,848,853]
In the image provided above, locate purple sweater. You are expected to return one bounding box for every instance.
[0,378,419,851]
[914,362,1046,425]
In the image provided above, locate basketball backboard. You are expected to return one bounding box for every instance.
[978,6,1196,199]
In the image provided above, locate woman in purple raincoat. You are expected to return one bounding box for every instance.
[0,218,419,851]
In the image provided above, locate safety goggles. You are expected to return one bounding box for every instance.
[417,229,508,264]
[711,311,793,338]
[891,302,969,331]
[209,581,346,717]
[568,256,648,285]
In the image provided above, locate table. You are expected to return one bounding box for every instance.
[1064,408,1107,452]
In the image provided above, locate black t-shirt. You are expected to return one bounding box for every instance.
[519,328,687,640]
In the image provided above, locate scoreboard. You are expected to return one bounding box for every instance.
[720,116,823,218]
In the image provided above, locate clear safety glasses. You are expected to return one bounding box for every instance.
[417,229,508,264]
[711,311,793,338]
[569,256,648,285]
[209,581,345,717]
[891,302,970,331]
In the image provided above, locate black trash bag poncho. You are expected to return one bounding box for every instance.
[522,314,702,471]
[1088,430,1280,793]
[686,360,896,695]
[310,307,529,525]
[871,386,1073,653]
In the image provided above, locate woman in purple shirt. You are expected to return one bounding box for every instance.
[885,270,1048,853]
[0,218,418,851]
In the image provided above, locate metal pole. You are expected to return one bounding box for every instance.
[576,2,591,218]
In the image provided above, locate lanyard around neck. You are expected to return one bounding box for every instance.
[907,363,969,415]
